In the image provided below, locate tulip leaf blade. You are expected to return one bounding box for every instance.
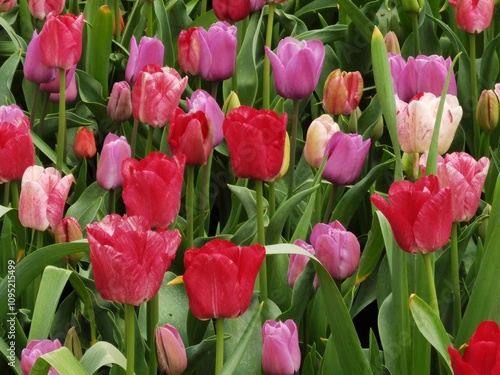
[0,336,22,373]
[0,50,20,106]
[79,341,127,374]
[356,212,384,285]
[479,35,500,91]
[66,182,107,228]
[30,131,73,176]
[30,347,87,375]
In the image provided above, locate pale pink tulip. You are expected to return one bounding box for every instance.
[495,83,500,102]
[303,114,340,168]
[28,0,65,20]
[156,324,187,375]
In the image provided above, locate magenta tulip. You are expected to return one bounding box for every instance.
[450,0,494,33]
[156,324,187,375]
[87,214,181,305]
[249,0,266,11]
[24,30,57,83]
[125,36,165,85]
[28,0,65,20]
[107,81,132,122]
[96,133,131,190]
[262,320,301,375]
[265,37,325,100]
[186,89,225,146]
[21,339,62,375]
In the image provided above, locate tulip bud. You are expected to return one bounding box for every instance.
[267,132,290,182]
[402,152,420,182]
[112,9,125,36]
[323,69,363,116]
[476,89,499,132]
[96,133,131,190]
[64,326,83,360]
[288,239,315,289]
[262,320,301,375]
[178,27,200,76]
[54,217,83,266]
[401,0,424,14]
[222,90,241,115]
[370,115,384,141]
[348,106,361,133]
[0,0,16,13]
[478,203,491,241]
[304,114,340,168]
[384,31,400,54]
[107,81,132,122]
[74,127,97,159]
[156,324,187,375]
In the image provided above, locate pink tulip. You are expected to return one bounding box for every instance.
[249,0,266,11]
[96,133,131,190]
[86,214,181,305]
[107,81,132,122]
[0,0,15,12]
[28,0,65,20]
[125,36,165,85]
[262,320,301,375]
[24,30,57,83]
[21,339,62,375]
[396,92,462,154]
[177,27,200,76]
[303,114,340,168]
[156,324,187,375]
[450,0,494,33]
[186,89,225,146]
[495,83,500,102]
[287,239,315,288]
[39,64,78,103]
[18,166,73,231]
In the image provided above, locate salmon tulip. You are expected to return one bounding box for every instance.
[73,127,96,159]
[323,69,363,115]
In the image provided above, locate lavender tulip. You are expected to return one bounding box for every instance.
[125,36,165,85]
[40,64,78,103]
[187,89,225,146]
[287,239,315,289]
[96,133,131,190]
[107,81,132,122]
[262,320,301,375]
[24,30,57,83]
[265,37,325,100]
[21,339,62,375]
[156,324,187,375]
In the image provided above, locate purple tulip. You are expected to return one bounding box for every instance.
[262,320,301,375]
[288,239,315,289]
[24,30,58,83]
[21,339,62,375]
[265,37,325,100]
[96,133,131,190]
[322,131,370,186]
[389,53,457,102]
[198,21,237,82]
[125,36,165,85]
[310,220,360,280]
[186,89,225,146]
[0,103,24,123]
[39,64,78,103]
[156,324,187,375]
[107,81,132,122]
[249,0,266,11]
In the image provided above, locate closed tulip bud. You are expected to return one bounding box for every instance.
[74,127,96,159]
[262,320,301,375]
[125,36,165,85]
[187,89,225,146]
[401,0,424,13]
[28,0,65,20]
[107,81,132,122]
[64,327,82,360]
[21,339,62,375]
[478,204,490,241]
[370,115,384,141]
[24,30,58,83]
[0,0,15,12]
[96,133,131,190]
[450,0,494,33]
[348,106,362,133]
[178,27,200,76]
[54,217,83,266]
[222,90,241,116]
[213,0,250,23]
[156,324,187,375]
[112,9,124,36]
[323,69,363,116]
[476,89,499,132]
[384,31,400,54]
[304,114,340,168]
[199,22,237,82]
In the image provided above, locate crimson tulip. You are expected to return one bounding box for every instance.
[0,105,35,183]
[213,0,250,23]
[450,0,494,33]
[21,339,62,375]
[122,152,185,229]
[0,0,15,12]
[186,89,225,146]
[265,37,325,100]
[223,105,288,181]
[96,133,131,190]
[39,12,84,70]
[87,214,181,305]
[74,127,96,159]
[448,320,500,374]
[24,30,57,83]
[177,27,200,76]
[323,69,363,115]
[28,0,65,20]
[18,166,73,231]
[132,64,188,127]
[183,239,265,319]
[125,36,165,85]
[107,81,132,122]
[262,320,301,375]
[168,108,213,165]
[198,21,237,82]
[371,175,452,254]
[303,114,340,168]
[156,324,187,375]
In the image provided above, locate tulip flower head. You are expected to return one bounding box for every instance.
[262,320,301,375]
[265,37,325,100]
[96,133,131,190]
[87,214,181,305]
[183,239,265,319]
[187,89,225,146]
[476,89,499,132]
[74,127,96,159]
[21,339,62,375]
[249,0,266,11]
[178,27,201,76]
[0,0,16,13]
[40,64,78,103]
[449,0,494,33]
[371,175,453,254]
[495,83,500,102]
[156,324,188,375]
[213,0,250,23]
[323,69,364,115]
[384,31,401,54]
[28,0,65,20]
[54,216,83,265]
[304,114,340,168]
[24,30,58,83]
[288,239,316,289]
[107,81,132,122]
[125,36,165,85]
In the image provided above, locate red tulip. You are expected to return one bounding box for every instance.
[450,0,494,33]
[122,152,185,229]
[370,175,452,254]
[183,239,265,319]
[223,105,288,181]
[74,127,96,159]
[87,214,181,305]
[213,0,250,23]
[28,0,65,20]
[323,69,364,115]
[39,12,84,70]
[132,64,188,127]
[0,105,35,183]
[168,108,213,165]
[178,27,200,76]
[448,320,500,374]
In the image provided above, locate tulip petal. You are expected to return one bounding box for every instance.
[448,346,480,375]
[262,335,296,375]
[19,180,50,231]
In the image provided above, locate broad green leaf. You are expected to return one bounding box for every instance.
[369,329,383,375]
[154,0,175,68]
[30,131,72,176]
[79,341,127,374]
[30,347,87,375]
[356,213,384,284]
[66,182,107,228]
[479,35,500,91]
[0,336,21,374]
[227,184,261,219]
[334,0,375,41]
[0,50,21,105]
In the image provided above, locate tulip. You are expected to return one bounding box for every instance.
[420,152,490,223]
[0,105,35,183]
[261,320,301,375]
[303,114,340,168]
[267,132,290,182]
[177,27,200,76]
[322,131,371,186]
[28,0,65,20]
[310,221,361,280]
[107,81,132,122]
[401,0,424,13]
[396,92,462,154]
[18,166,73,231]
[183,239,265,319]
[87,214,181,305]
[132,64,188,127]
[384,31,400,54]
[74,127,96,159]
[125,36,165,85]
[156,324,187,375]
[265,37,325,100]
[198,21,237,82]
[40,64,78,103]
[495,83,500,101]
[168,108,213,165]
[187,89,225,146]
[0,0,15,12]
[54,217,83,265]
[287,239,315,288]
[450,0,494,33]
[371,175,453,254]
[39,12,84,70]
[389,54,457,102]
[213,0,250,23]
[96,133,131,190]
[122,152,185,229]
[249,0,266,11]
[476,89,499,132]
[223,105,288,181]
[21,339,62,375]
[24,30,57,83]
[448,320,500,374]
[323,69,363,116]
[222,90,241,116]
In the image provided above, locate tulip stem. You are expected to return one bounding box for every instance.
[108,189,116,214]
[262,3,276,110]
[3,181,9,207]
[10,180,19,209]
[145,126,154,156]
[411,13,421,56]
[201,0,207,15]
[131,119,139,158]
[268,181,275,218]
[469,32,479,157]
[422,253,439,315]
[450,222,461,335]
[211,81,218,102]
[287,100,299,199]
[197,152,212,237]
[323,184,336,223]
[114,0,121,43]
[125,303,135,375]
[255,179,268,302]
[147,295,158,375]
[186,165,195,249]
[215,318,225,374]
[147,0,154,38]
[56,68,66,172]
[30,84,40,130]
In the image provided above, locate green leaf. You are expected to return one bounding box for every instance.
[30,347,87,375]
[66,182,107,228]
[333,0,375,41]
[0,336,21,374]
[0,50,21,105]
[369,329,383,375]
[30,131,73,176]
[79,341,127,374]
[356,213,384,284]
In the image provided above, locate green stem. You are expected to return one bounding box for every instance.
[147,0,154,37]
[197,152,213,237]
[108,189,116,214]
[323,185,336,223]
[211,81,218,102]
[483,131,491,158]
[263,3,276,110]
[469,32,479,157]
[56,68,66,171]
[10,180,19,209]
[287,100,299,199]
[36,92,49,139]
[147,295,158,375]
[215,318,225,374]
[125,304,136,375]
[186,165,195,249]
[314,181,322,225]
[30,84,40,130]
[131,119,139,158]
[3,181,9,207]
[423,253,439,315]
[255,180,268,302]
[450,222,461,335]
[268,181,275,218]
[411,13,421,56]
[201,0,207,15]
[69,0,78,14]
[145,126,154,157]
[114,0,121,43]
